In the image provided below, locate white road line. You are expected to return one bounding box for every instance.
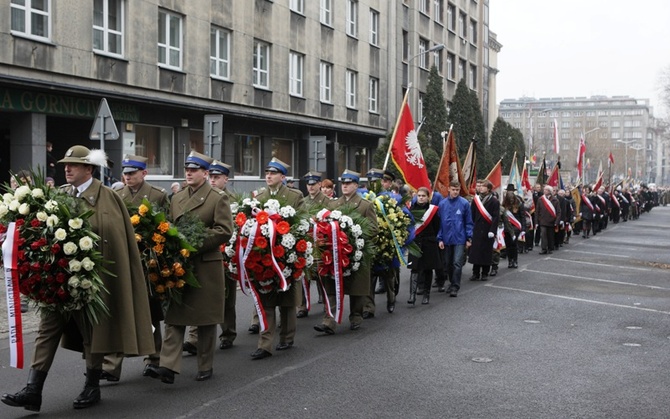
[486,284,670,315]
[522,269,670,291]
[546,257,652,271]
[560,249,630,258]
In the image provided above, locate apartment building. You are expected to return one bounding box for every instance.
[0,0,494,190]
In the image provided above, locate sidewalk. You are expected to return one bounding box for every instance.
[1,271,40,342]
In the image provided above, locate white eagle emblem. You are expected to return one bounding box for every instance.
[403,129,424,169]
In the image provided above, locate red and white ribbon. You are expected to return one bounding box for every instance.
[505,210,523,231]
[540,195,556,218]
[414,204,438,236]
[236,220,268,332]
[2,222,24,369]
[473,195,493,224]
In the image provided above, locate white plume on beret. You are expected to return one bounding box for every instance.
[87,149,109,168]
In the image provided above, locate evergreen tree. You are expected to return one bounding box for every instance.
[489,117,526,173]
[422,66,449,151]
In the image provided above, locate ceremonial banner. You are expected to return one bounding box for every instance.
[462,141,478,196]
[389,93,431,191]
[434,128,467,197]
[485,159,503,192]
[2,222,24,369]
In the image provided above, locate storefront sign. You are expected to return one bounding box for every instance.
[0,87,139,121]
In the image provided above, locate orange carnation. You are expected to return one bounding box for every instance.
[256,211,269,225]
[235,212,247,227]
[158,221,170,233]
[255,236,268,249]
[276,221,290,235]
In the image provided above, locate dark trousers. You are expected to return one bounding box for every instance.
[540,226,555,252]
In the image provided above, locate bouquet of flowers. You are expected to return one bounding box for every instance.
[128,198,202,307]
[0,174,109,324]
[224,196,313,295]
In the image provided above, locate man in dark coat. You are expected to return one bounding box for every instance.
[250,158,305,360]
[2,146,155,412]
[536,185,561,253]
[147,151,232,383]
[314,170,378,334]
[469,179,500,281]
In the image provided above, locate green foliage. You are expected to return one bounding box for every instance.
[448,79,491,174]
[422,66,450,151]
[489,117,526,173]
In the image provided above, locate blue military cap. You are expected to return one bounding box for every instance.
[340,169,361,184]
[121,154,148,174]
[209,160,231,176]
[184,151,213,170]
[265,157,290,175]
[303,170,322,185]
[366,168,384,180]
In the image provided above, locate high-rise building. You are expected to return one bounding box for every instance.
[0,0,494,190]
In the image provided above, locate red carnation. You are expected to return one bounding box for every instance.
[272,245,285,258]
[295,239,308,253]
[294,257,306,269]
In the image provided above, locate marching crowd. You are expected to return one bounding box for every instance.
[1,145,662,413]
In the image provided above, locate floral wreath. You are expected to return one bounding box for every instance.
[0,173,109,325]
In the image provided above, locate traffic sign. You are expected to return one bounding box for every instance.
[90,98,119,141]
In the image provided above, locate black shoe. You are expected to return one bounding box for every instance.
[73,386,101,409]
[219,340,233,350]
[469,275,480,281]
[142,364,158,377]
[449,288,458,297]
[275,342,294,351]
[251,348,272,360]
[437,286,446,293]
[296,310,308,318]
[313,324,335,335]
[182,341,197,355]
[100,371,119,382]
[248,324,260,334]
[387,302,395,313]
[349,323,361,331]
[145,365,175,384]
[195,369,213,381]
[480,275,488,282]
[362,311,374,319]
[539,251,548,255]
[490,268,498,277]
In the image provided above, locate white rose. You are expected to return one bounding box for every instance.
[46,214,59,227]
[69,259,82,272]
[14,185,31,201]
[0,204,8,218]
[8,200,20,212]
[230,202,239,213]
[44,200,58,212]
[68,218,83,230]
[31,188,44,199]
[54,228,67,241]
[36,211,48,222]
[81,257,95,271]
[79,236,94,251]
[68,275,80,288]
[18,202,30,215]
[3,193,14,205]
[70,288,79,298]
[80,279,92,289]
[63,242,78,255]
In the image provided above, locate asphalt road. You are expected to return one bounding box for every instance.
[1,207,669,418]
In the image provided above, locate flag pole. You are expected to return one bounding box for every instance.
[383,86,411,170]
[432,124,453,190]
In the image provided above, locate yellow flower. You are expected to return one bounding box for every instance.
[176,280,186,288]
[166,280,175,289]
[152,232,165,244]
[138,204,149,216]
[153,243,164,254]
[155,284,165,293]
[180,248,190,258]
[158,221,170,233]
[135,233,143,242]
[130,214,140,225]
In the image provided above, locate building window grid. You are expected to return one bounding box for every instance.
[346,70,357,109]
[447,3,456,31]
[469,19,477,44]
[289,0,304,14]
[434,0,444,23]
[433,49,442,74]
[346,0,357,38]
[210,26,230,80]
[158,9,182,70]
[11,0,51,41]
[469,65,476,89]
[459,12,466,39]
[289,51,304,97]
[419,0,429,15]
[369,78,379,113]
[93,0,124,57]
[253,40,270,89]
[418,39,428,69]
[446,53,455,80]
[320,0,332,26]
[369,9,379,46]
[418,93,424,123]
[320,61,333,103]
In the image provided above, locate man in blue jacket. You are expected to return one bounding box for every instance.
[437,181,474,297]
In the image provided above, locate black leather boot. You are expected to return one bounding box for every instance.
[1,369,48,412]
[421,272,430,304]
[407,272,418,305]
[73,368,101,409]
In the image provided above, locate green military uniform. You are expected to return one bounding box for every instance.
[117,181,169,208]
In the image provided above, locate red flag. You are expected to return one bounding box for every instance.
[608,152,614,167]
[434,129,468,197]
[389,100,431,191]
[553,118,560,154]
[485,159,503,191]
[576,134,586,180]
[521,159,532,192]
[593,160,603,191]
[461,141,477,196]
[547,164,560,188]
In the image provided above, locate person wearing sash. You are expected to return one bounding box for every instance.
[579,185,595,238]
[314,170,378,334]
[501,184,525,269]
[296,170,329,318]
[469,180,500,281]
[531,183,543,249]
[553,188,568,250]
[596,186,610,231]
[536,185,561,254]
[407,187,442,304]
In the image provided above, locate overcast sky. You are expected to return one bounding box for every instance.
[489,0,670,117]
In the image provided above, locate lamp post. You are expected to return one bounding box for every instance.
[406,43,445,118]
[582,127,600,184]
[617,139,637,179]
[631,143,644,179]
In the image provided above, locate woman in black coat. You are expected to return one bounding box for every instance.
[408,187,443,305]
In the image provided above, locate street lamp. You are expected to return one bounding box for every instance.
[581,128,600,184]
[630,143,644,179]
[405,43,445,123]
[617,139,637,178]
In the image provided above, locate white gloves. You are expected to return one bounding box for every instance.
[560,221,564,226]
[579,213,582,217]
[487,232,494,239]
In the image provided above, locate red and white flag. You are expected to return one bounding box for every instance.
[576,134,586,180]
[521,159,532,192]
[389,94,431,191]
[593,160,604,191]
[553,118,560,154]
[608,151,615,168]
[2,222,25,369]
[486,159,503,193]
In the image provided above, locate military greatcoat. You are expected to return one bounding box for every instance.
[469,193,500,266]
[117,181,169,209]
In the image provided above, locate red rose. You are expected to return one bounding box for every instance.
[272,245,285,258]
[51,243,61,254]
[19,262,30,275]
[30,262,41,272]
[55,273,66,284]
[15,219,25,227]
[17,250,26,261]
[30,219,41,228]
[46,275,54,284]
[57,288,68,301]
[43,262,52,271]
[57,258,69,268]
[30,241,41,250]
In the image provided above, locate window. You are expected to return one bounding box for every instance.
[611,132,621,139]
[418,38,428,69]
[538,122,546,128]
[433,49,442,74]
[158,9,182,70]
[320,62,332,103]
[346,0,357,37]
[346,70,357,108]
[446,53,455,80]
[320,0,332,26]
[337,145,369,179]
[402,30,409,62]
[459,12,466,38]
[458,59,465,81]
[289,51,304,96]
[611,121,620,128]
[234,134,261,176]
[289,0,304,14]
[562,111,571,117]
[598,121,608,128]
[562,142,570,151]
[93,0,124,56]
[469,65,476,89]
[419,0,429,14]
[561,122,570,128]
[271,138,294,176]
[369,9,379,46]
[11,0,50,41]
[573,111,583,116]
[469,19,477,44]
[369,78,379,113]
[447,3,456,31]
[574,121,582,128]
[210,26,230,79]
[418,93,424,122]
[134,124,174,175]
[253,40,270,88]
[435,0,444,23]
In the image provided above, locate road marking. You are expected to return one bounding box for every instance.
[521,269,670,291]
[485,284,670,316]
[545,257,652,271]
[560,249,630,258]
